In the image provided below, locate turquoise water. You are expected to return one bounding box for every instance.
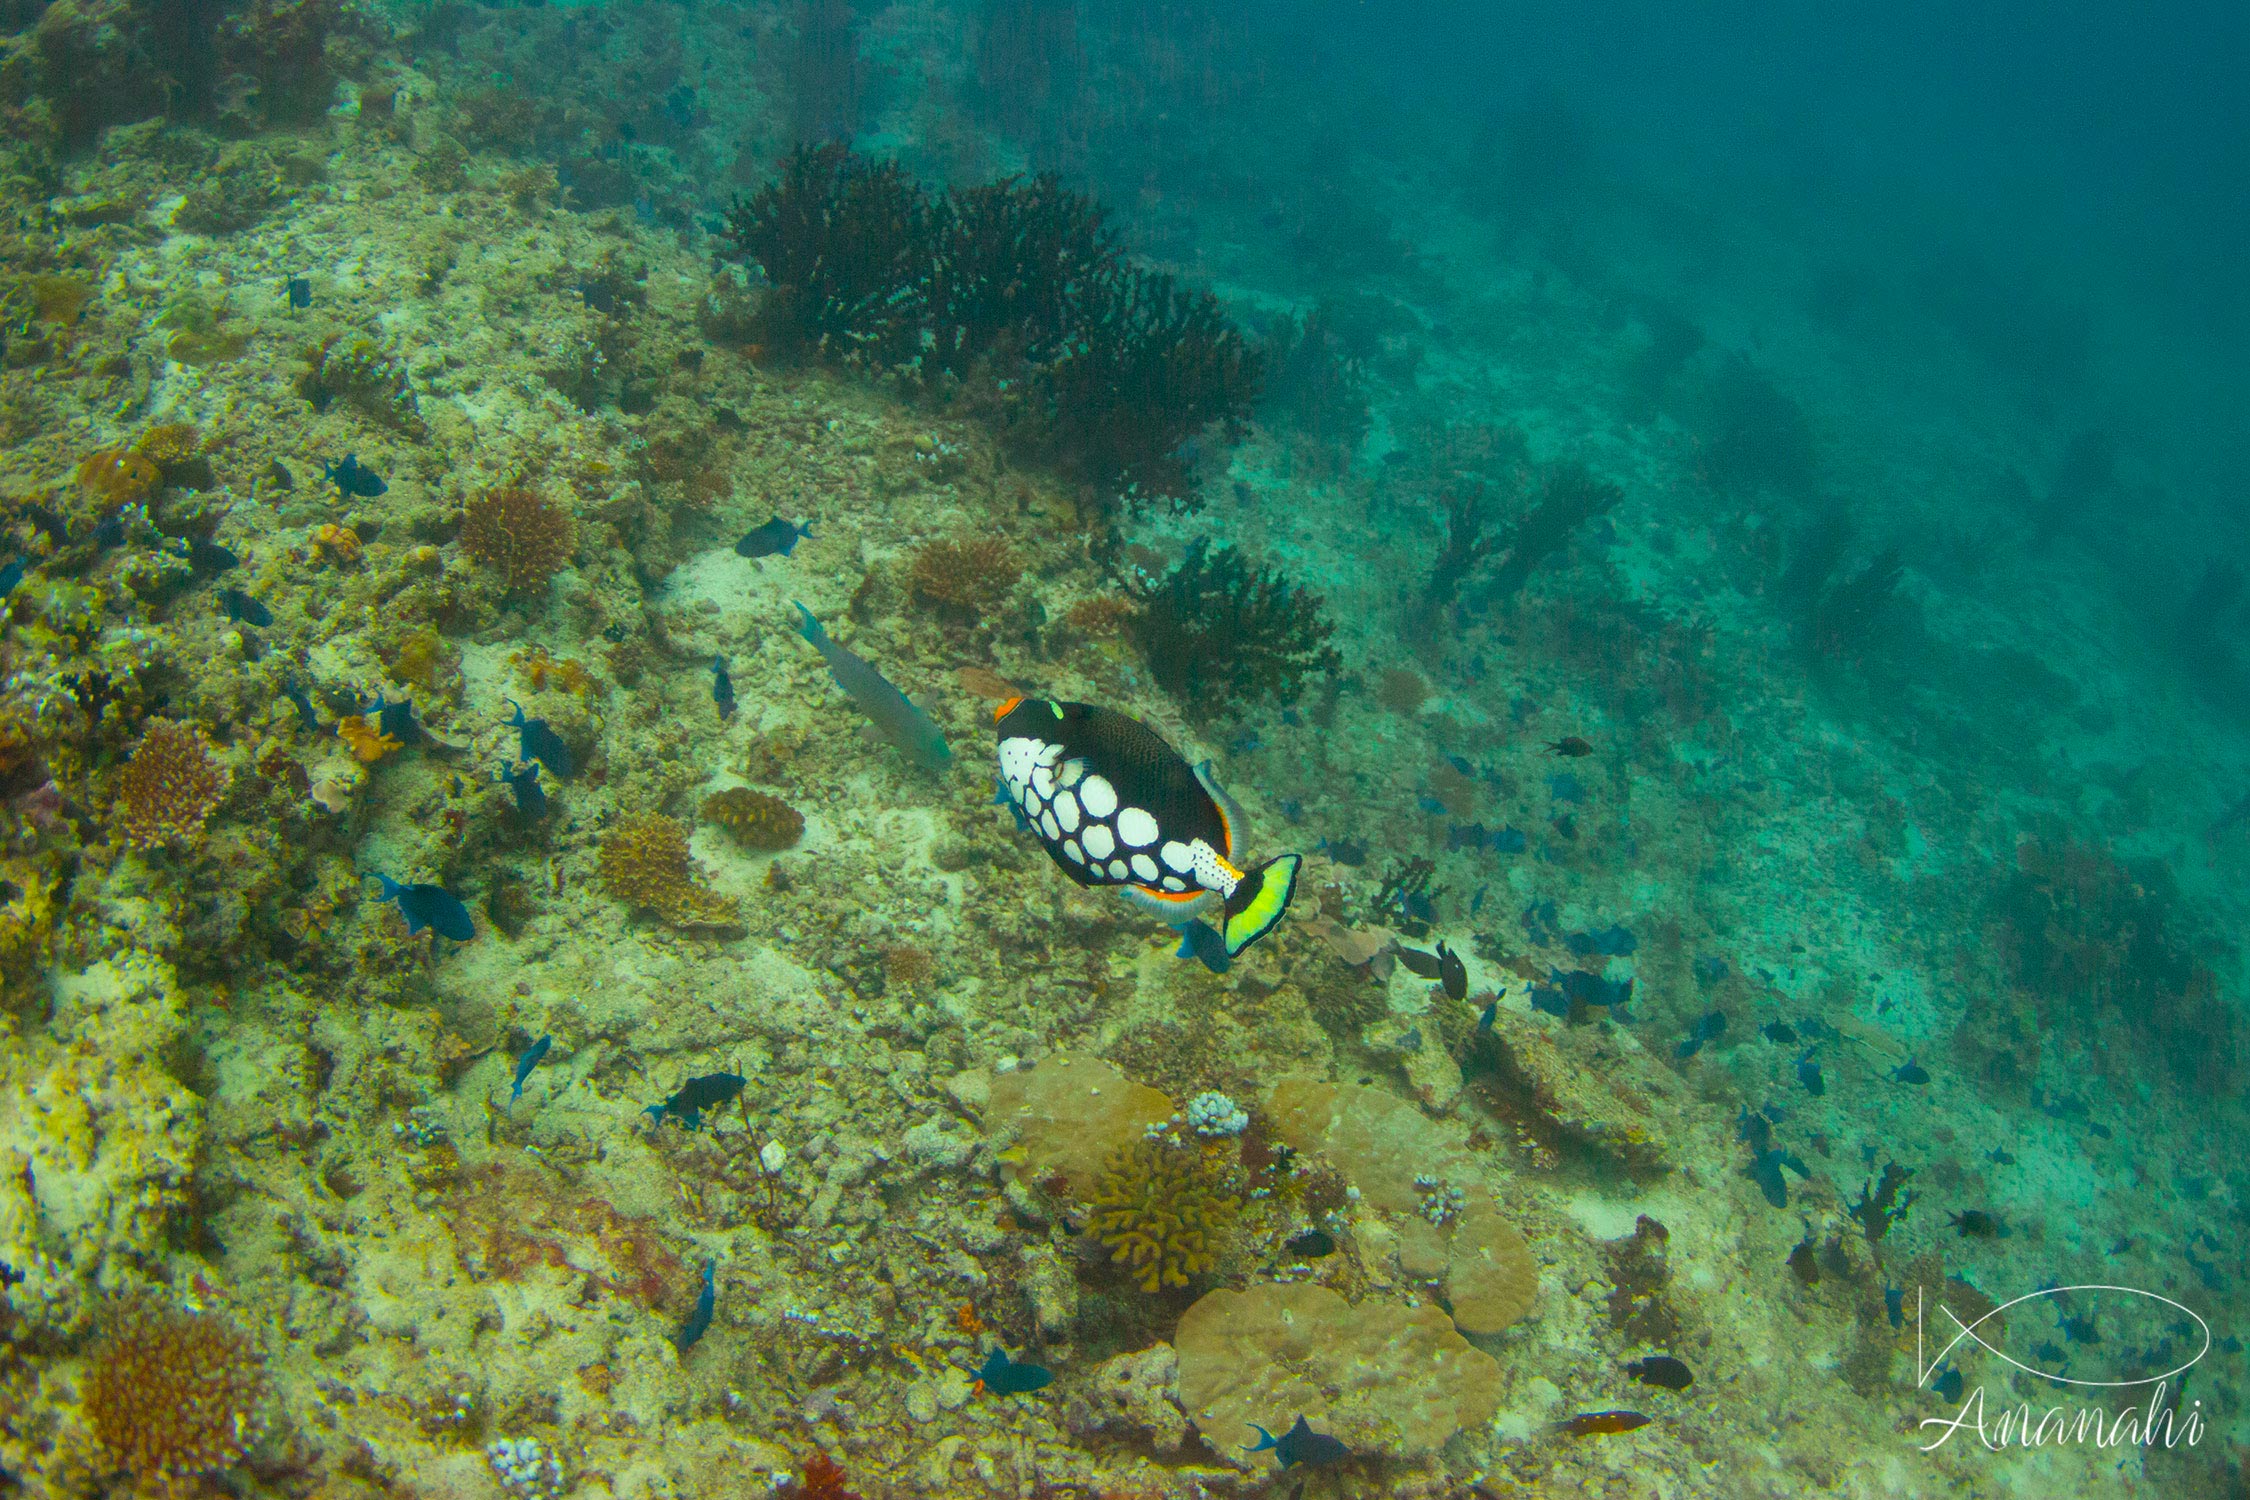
[0,1,2239,1494]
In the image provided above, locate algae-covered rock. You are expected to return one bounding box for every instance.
[1067,1343,1188,1453]
[984,1054,1173,1198]
[1263,1078,1475,1214]
[1175,1282,1502,1463]
[1472,1008,1679,1173]
[0,950,200,1338]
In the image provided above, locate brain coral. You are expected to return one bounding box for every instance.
[702,786,804,850]
[1087,1138,1239,1293]
[598,812,740,930]
[85,1293,267,1488]
[1175,1282,1502,1463]
[461,484,577,596]
[118,720,229,850]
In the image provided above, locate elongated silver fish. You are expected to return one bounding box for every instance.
[793,602,951,770]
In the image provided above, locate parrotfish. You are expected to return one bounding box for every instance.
[1796,1049,1826,1096]
[973,1347,1051,1396]
[324,454,386,498]
[794,602,950,771]
[995,698,1299,958]
[370,874,475,941]
[1889,1057,1931,1086]
[511,1034,552,1103]
[674,1261,716,1353]
[504,701,576,778]
[712,655,736,721]
[1245,1415,1349,1468]
[644,1072,746,1131]
[736,516,812,558]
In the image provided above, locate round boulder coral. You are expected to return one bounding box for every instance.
[461,485,577,596]
[85,1294,268,1488]
[118,719,229,850]
[702,786,804,850]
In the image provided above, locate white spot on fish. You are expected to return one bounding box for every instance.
[1063,839,1085,863]
[1080,776,1117,819]
[1118,807,1159,846]
[1083,824,1115,859]
[1160,840,1192,872]
[1161,876,1188,891]
[1107,859,1130,879]
[1131,853,1159,881]
[1053,792,1080,833]
[1039,810,1061,841]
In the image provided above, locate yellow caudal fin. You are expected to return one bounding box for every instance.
[1221,854,1302,957]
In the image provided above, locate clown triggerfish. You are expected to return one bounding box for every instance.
[994,698,1301,958]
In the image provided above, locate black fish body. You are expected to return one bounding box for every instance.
[506,701,576,777]
[712,655,736,720]
[1395,944,1443,979]
[995,698,1300,958]
[325,454,386,498]
[736,516,811,558]
[645,1071,746,1130]
[1626,1354,1694,1390]
[374,875,475,941]
[1436,940,1467,1000]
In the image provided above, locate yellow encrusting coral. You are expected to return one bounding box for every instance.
[335,715,401,764]
[701,786,804,850]
[907,536,1019,615]
[74,448,161,506]
[598,812,740,929]
[461,484,577,596]
[84,1294,267,1490]
[1086,1138,1240,1293]
[117,720,229,850]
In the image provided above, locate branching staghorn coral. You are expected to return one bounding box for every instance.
[118,719,229,850]
[1086,1138,1239,1293]
[1127,539,1339,714]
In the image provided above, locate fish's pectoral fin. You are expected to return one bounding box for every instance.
[1221,854,1302,957]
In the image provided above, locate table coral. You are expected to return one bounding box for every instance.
[84,1293,267,1490]
[117,719,228,850]
[1174,1282,1502,1463]
[461,484,579,597]
[1087,1137,1239,1292]
[597,812,740,929]
[701,786,804,850]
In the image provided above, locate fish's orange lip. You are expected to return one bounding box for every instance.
[1133,884,1204,904]
[993,694,1024,723]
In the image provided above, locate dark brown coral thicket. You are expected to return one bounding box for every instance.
[461,485,577,596]
[119,719,229,850]
[85,1294,268,1489]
